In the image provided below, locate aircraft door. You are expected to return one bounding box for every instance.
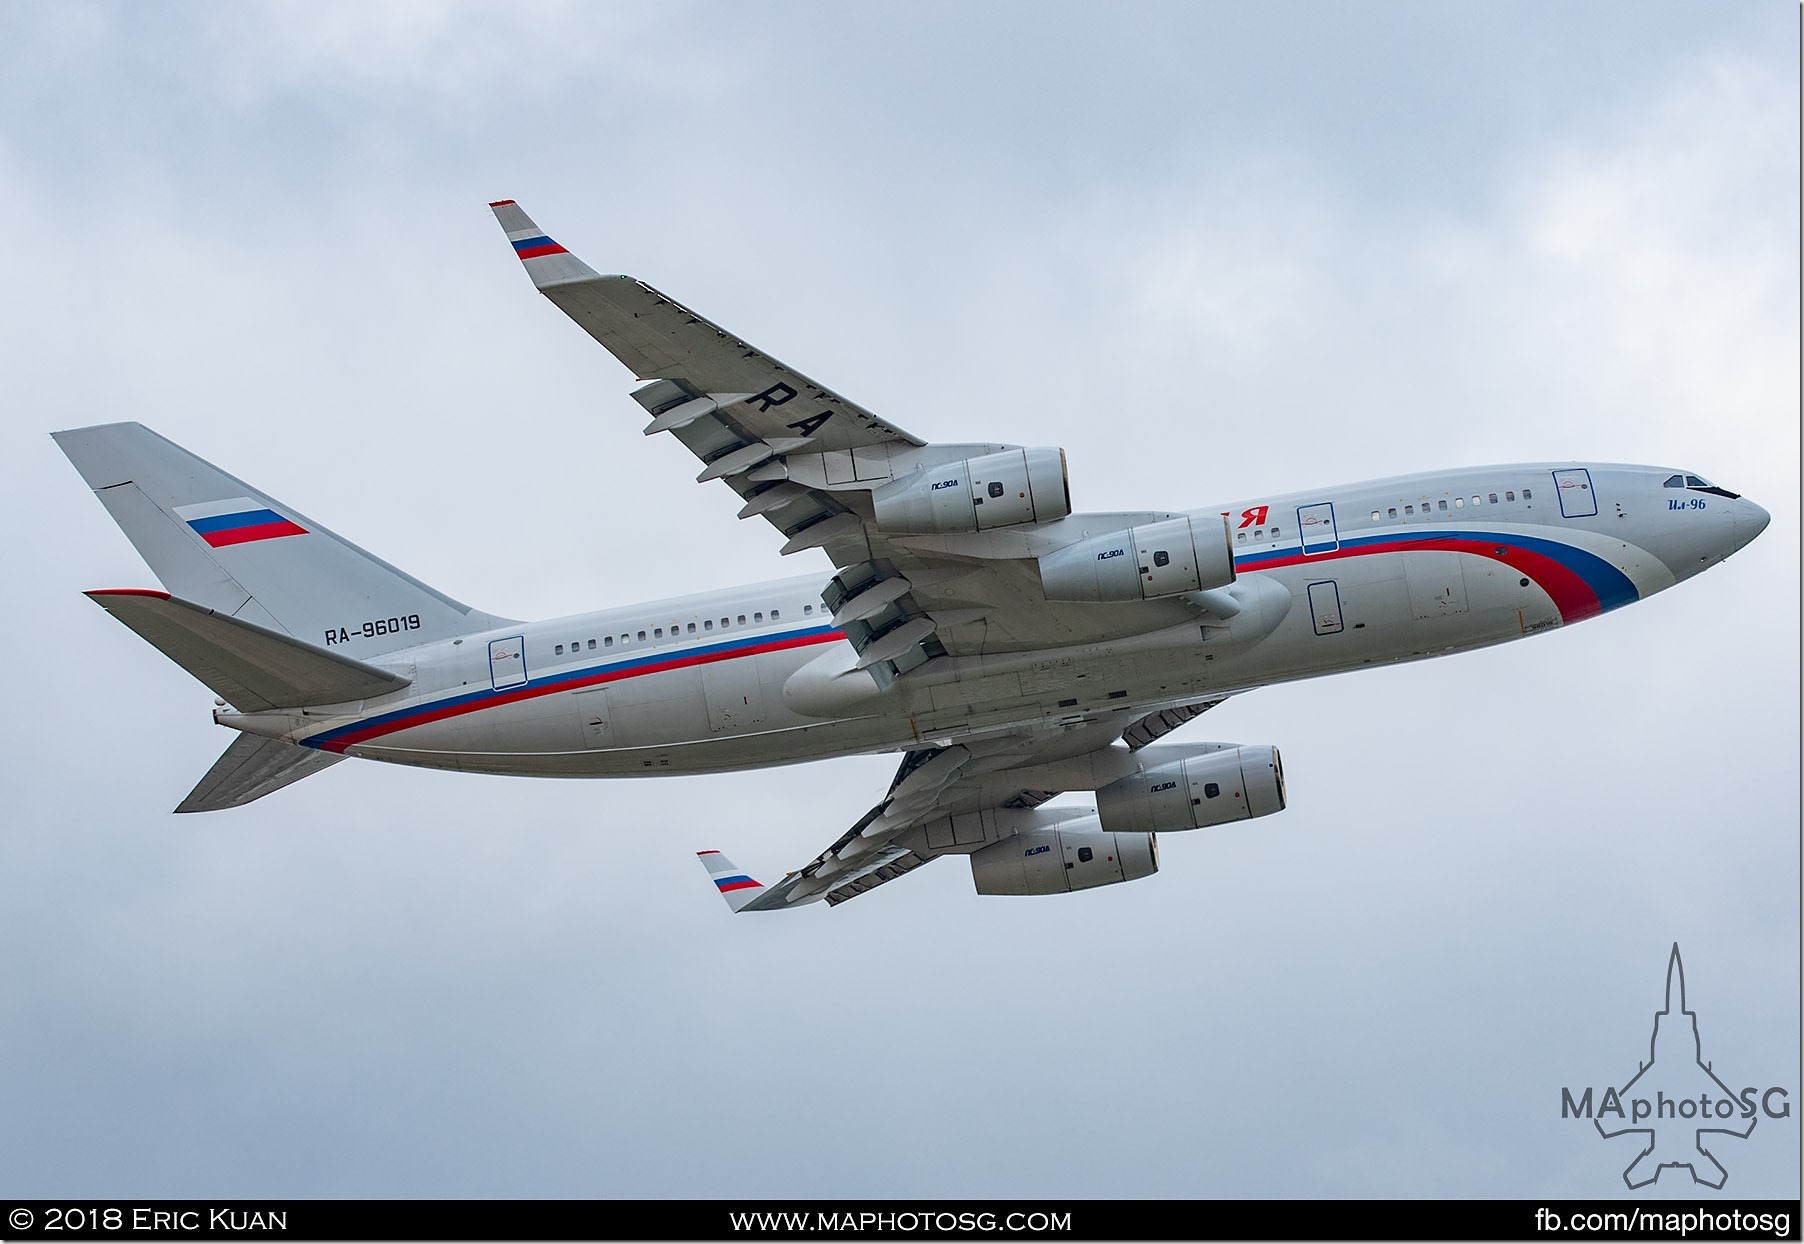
[488,636,527,690]
[1297,502,1340,554]
[1403,552,1470,619]
[1306,580,1344,635]
[1553,468,1598,518]
[573,685,612,747]
[703,657,767,734]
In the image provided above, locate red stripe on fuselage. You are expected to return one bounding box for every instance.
[1242,537,1602,623]
[316,628,842,753]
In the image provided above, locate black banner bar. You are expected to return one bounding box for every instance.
[1,1199,1797,1242]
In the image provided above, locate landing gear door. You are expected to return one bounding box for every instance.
[1297,502,1339,555]
[488,636,527,690]
[1553,468,1598,518]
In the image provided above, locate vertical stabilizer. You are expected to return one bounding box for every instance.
[1663,943,1686,1013]
[54,423,508,656]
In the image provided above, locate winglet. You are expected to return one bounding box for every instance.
[696,850,766,913]
[488,200,600,288]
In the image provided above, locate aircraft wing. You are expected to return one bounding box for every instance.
[489,200,919,454]
[491,202,1220,672]
[701,698,1228,912]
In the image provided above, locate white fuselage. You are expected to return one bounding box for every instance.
[220,463,1766,776]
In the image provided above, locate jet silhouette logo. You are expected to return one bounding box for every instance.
[1561,945,1791,1189]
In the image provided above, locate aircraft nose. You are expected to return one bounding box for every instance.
[1734,498,1771,550]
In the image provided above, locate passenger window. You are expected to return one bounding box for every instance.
[654,628,663,638]
[771,609,780,620]
[1438,500,1448,511]
[637,630,646,641]
[1370,510,1381,521]
[604,636,614,647]
[555,644,564,655]
[1153,550,1170,567]
[1522,488,1532,500]
[704,619,714,631]
[587,639,596,650]
[687,623,696,634]
[721,618,729,628]
[1253,529,1265,542]
[804,604,813,615]
[1471,496,1481,506]
[1505,491,1515,502]
[754,612,763,623]
[1387,507,1397,518]
[737,615,746,625]
[1454,497,1464,508]
[1405,505,1414,515]
[1236,531,1246,542]
[1488,493,1498,504]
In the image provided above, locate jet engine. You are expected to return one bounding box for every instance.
[1095,743,1285,833]
[872,447,1070,534]
[1038,514,1235,602]
[968,814,1158,896]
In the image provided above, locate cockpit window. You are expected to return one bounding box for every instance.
[1669,471,1741,499]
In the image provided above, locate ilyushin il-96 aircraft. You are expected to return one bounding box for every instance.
[55,202,1770,913]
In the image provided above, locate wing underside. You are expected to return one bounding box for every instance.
[722,697,1229,912]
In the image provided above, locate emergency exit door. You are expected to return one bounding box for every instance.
[488,636,527,690]
[1297,502,1340,554]
[1553,468,1598,518]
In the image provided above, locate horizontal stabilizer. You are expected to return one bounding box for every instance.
[177,732,344,813]
[86,590,411,712]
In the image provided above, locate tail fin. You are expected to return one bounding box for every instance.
[54,423,507,656]
[696,851,767,912]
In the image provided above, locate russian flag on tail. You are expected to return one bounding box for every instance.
[174,498,308,548]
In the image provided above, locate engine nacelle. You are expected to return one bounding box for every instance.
[872,447,1070,534]
[1095,743,1285,833]
[969,815,1158,896]
[1038,514,1236,602]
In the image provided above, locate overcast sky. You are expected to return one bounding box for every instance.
[1,0,1796,1202]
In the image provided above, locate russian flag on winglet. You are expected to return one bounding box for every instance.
[702,850,761,893]
[511,235,567,260]
[174,498,307,548]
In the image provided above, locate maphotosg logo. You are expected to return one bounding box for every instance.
[1560,944,1791,1188]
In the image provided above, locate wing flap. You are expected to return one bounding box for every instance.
[177,732,344,813]
[86,590,411,712]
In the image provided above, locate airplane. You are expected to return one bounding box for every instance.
[53,201,1771,913]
